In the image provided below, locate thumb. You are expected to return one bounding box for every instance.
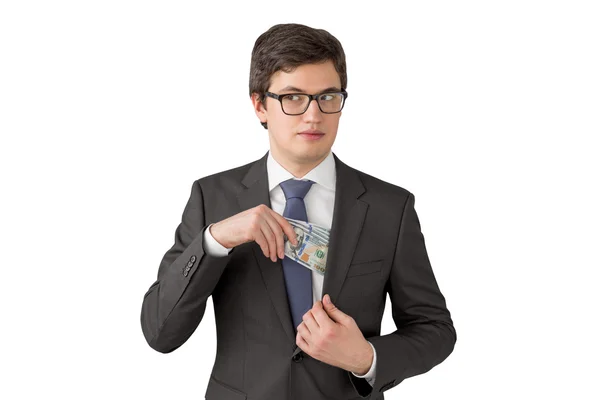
[323,294,348,323]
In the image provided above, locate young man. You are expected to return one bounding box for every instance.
[140,23,456,400]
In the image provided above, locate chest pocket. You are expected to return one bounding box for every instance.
[346,259,383,277]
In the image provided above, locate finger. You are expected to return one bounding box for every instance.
[270,210,298,245]
[260,219,278,262]
[263,212,285,259]
[296,331,309,350]
[253,227,270,259]
[297,320,312,338]
[310,302,333,328]
[302,311,319,333]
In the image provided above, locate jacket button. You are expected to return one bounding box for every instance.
[183,270,189,277]
[190,255,196,263]
[292,353,303,363]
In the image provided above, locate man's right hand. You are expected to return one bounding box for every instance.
[209,204,298,262]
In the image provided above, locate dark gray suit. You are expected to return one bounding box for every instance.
[140,151,456,400]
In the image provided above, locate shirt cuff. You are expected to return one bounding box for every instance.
[203,223,233,257]
[351,341,376,386]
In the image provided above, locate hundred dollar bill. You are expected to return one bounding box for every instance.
[282,217,330,276]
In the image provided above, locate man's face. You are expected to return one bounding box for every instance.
[252,60,342,166]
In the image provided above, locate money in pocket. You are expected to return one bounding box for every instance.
[283,218,330,276]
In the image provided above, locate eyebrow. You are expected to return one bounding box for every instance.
[278,85,342,93]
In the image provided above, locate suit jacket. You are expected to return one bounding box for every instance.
[140,151,456,400]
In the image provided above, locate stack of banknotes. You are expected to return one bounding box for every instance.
[283,217,330,276]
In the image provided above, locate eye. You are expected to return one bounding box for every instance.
[283,94,303,102]
[319,94,335,101]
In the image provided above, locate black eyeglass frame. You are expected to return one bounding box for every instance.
[263,90,348,115]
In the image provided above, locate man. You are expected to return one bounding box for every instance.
[140,23,456,400]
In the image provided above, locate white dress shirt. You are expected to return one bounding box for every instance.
[202,150,377,385]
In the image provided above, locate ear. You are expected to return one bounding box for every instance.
[250,92,267,125]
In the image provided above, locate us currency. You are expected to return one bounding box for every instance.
[282,217,330,276]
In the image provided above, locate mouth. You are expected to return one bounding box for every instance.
[298,130,325,140]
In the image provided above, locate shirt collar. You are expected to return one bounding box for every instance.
[267,150,336,192]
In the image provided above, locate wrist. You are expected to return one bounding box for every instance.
[352,341,374,375]
[209,223,230,249]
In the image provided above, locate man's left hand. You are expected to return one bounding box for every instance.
[296,294,374,375]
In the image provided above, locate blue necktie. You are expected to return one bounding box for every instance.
[280,178,315,332]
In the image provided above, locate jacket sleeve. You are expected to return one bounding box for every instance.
[140,179,234,353]
[348,192,457,398]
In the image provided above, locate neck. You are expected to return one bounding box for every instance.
[270,149,329,179]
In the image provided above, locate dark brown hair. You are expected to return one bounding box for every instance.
[249,23,347,129]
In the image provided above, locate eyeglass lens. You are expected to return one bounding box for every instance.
[281,93,344,114]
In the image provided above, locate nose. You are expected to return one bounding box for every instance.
[302,98,323,123]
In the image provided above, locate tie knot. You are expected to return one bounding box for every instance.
[279,178,315,201]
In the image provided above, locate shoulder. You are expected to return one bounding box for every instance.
[340,158,413,204]
[341,162,417,227]
[190,156,260,200]
[334,153,412,199]
[356,168,411,197]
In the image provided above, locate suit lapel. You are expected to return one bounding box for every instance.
[323,153,368,305]
[237,151,367,347]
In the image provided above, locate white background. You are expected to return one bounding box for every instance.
[1,1,599,399]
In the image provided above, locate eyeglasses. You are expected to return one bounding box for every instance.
[264,90,348,115]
